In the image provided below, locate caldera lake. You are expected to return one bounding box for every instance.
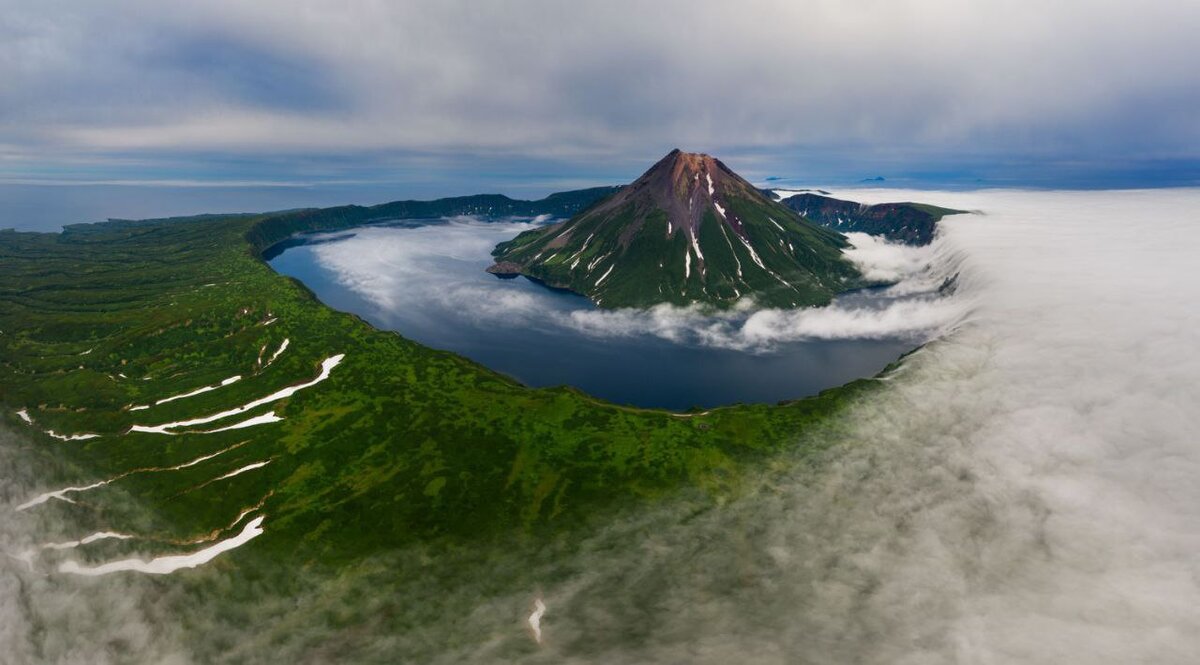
[268,217,930,410]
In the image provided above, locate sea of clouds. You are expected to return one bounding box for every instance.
[488,187,1200,663]
[3,188,1199,663]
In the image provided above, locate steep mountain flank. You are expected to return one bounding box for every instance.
[489,150,863,309]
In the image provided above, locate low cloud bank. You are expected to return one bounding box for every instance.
[311,218,969,353]
[559,296,967,351]
[477,188,1200,663]
[0,429,192,664]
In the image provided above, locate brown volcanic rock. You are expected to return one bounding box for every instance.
[485,261,523,276]
[561,149,765,253]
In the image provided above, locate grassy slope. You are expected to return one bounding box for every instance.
[493,193,862,310]
[0,211,879,566]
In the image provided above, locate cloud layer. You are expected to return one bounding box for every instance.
[4,188,1200,662]
[306,217,966,354]
[3,1,1199,184]
[485,187,1200,663]
[292,187,1200,663]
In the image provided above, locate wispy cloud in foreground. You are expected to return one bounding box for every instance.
[476,187,1200,663]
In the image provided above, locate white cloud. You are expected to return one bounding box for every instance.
[2,1,1198,164]
[559,297,967,351]
[841,231,934,282]
[309,219,546,318]
[483,187,1200,663]
[309,217,967,352]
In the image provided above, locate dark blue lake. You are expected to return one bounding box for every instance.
[268,217,925,410]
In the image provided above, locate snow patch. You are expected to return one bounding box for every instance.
[587,253,609,272]
[15,442,248,511]
[133,352,345,434]
[58,516,265,576]
[212,460,270,482]
[41,532,133,551]
[594,264,615,287]
[17,479,111,511]
[130,354,343,435]
[717,223,744,279]
[738,235,768,271]
[689,231,705,262]
[197,411,283,434]
[45,430,100,441]
[156,375,242,405]
[733,234,792,289]
[265,339,289,366]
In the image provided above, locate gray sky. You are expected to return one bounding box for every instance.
[2,0,1199,188]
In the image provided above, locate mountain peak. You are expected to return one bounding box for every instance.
[488,152,862,309]
[604,149,764,243]
[660,148,714,172]
[655,150,724,198]
[648,149,730,185]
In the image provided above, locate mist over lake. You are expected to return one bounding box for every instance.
[268,215,958,409]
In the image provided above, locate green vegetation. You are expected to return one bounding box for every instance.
[490,150,865,309]
[247,186,622,254]
[0,197,880,569]
[778,192,967,246]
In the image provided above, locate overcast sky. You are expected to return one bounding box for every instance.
[3,0,1199,190]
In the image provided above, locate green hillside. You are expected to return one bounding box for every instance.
[490,150,864,309]
[0,203,878,571]
[778,192,966,245]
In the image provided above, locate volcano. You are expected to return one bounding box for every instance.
[488,149,863,309]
